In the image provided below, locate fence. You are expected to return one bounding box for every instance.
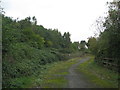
[95,57,119,72]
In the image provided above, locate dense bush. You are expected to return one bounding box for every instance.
[2,43,61,87]
[2,14,80,87]
[87,1,120,72]
[2,12,89,87]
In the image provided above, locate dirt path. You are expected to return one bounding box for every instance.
[66,57,97,88]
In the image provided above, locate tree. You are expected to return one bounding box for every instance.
[70,42,80,52]
[63,32,71,48]
[80,40,87,50]
[87,37,98,55]
[94,0,120,65]
[32,16,37,25]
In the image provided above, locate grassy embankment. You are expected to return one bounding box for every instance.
[76,55,119,88]
[32,57,81,88]
[10,55,119,88]
[10,57,81,88]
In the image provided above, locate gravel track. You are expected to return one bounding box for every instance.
[66,57,97,88]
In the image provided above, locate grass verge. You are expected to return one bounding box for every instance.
[76,55,119,88]
[8,57,82,88]
[31,57,81,88]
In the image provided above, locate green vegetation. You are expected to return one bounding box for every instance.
[33,57,80,88]
[4,57,80,88]
[8,55,118,88]
[2,14,86,88]
[76,55,119,88]
[2,0,119,88]
[87,1,120,72]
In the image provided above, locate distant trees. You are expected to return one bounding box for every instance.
[70,42,80,52]
[96,0,120,59]
[87,37,97,55]
[87,1,120,70]
[3,13,89,87]
[63,32,71,48]
[32,16,37,25]
[2,14,77,55]
[80,41,86,50]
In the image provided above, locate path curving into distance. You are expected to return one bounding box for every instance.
[67,57,98,88]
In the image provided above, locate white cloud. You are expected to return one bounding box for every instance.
[2,0,113,42]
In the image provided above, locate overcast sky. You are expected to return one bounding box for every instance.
[2,0,113,42]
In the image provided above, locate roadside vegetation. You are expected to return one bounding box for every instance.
[33,57,80,88]
[87,1,120,72]
[2,13,87,88]
[5,57,81,88]
[76,55,119,88]
[9,55,118,88]
[2,0,120,88]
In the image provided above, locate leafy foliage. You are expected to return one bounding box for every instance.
[87,37,97,55]
[87,1,120,71]
[2,14,84,87]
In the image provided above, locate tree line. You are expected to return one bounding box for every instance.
[2,0,119,88]
[87,1,120,71]
[2,13,87,87]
